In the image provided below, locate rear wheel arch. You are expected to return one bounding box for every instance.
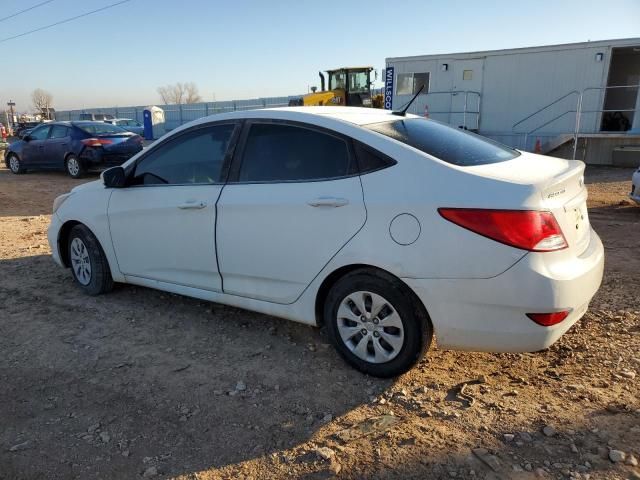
[314,264,432,329]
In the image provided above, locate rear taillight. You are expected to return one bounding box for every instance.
[438,208,568,252]
[526,311,570,327]
[81,138,113,147]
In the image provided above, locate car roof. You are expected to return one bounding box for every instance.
[187,107,408,129]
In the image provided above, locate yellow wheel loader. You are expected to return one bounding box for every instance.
[289,67,383,108]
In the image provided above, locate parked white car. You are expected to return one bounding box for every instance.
[631,166,640,204]
[48,107,604,377]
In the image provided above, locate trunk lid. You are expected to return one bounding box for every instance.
[465,152,590,255]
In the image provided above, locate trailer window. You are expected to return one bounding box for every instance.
[396,73,430,95]
[366,118,519,166]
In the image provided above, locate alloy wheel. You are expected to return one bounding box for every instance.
[70,237,92,285]
[9,156,20,173]
[336,291,405,363]
[67,157,80,177]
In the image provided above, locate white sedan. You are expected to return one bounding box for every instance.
[48,107,604,377]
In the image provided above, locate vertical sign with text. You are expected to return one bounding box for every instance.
[384,66,394,110]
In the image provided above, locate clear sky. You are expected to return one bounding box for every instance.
[1,0,639,111]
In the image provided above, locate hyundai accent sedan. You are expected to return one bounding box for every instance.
[47,107,604,377]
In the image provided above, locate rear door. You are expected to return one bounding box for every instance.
[46,125,72,168]
[21,124,51,167]
[216,121,366,304]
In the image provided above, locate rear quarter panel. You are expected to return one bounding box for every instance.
[321,126,537,280]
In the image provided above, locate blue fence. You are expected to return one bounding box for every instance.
[56,95,302,131]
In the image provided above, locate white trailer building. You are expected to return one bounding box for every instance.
[385,38,640,165]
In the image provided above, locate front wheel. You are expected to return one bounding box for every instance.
[68,224,113,295]
[324,269,432,378]
[65,154,85,179]
[7,154,25,174]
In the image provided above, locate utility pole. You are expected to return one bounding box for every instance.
[6,100,16,133]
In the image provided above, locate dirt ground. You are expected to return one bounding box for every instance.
[0,162,638,480]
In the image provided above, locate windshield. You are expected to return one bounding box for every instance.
[365,118,520,166]
[347,70,369,94]
[78,122,129,135]
[328,70,370,93]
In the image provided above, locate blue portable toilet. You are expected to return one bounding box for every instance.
[143,109,153,140]
[142,106,165,140]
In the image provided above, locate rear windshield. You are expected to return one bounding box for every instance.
[365,118,519,166]
[77,123,128,135]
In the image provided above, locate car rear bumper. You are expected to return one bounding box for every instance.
[79,147,141,169]
[48,213,64,267]
[403,228,604,352]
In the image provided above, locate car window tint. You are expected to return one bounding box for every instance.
[366,118,520,166]
[238,123,350,182]
[133,124,235,185]
[354,142,397,174]
[49,125,69,139]
[29,125,51,140]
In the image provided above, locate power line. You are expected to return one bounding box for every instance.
[0,0,131,44]
[0,0,55,23]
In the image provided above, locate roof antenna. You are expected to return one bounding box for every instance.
[392,84,425,116]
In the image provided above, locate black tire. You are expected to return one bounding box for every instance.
[65,154,85,179]
[7,153,26,174]
[68,224,113,295]
[324,269,432,378]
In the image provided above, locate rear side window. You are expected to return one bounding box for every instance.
[354,142,397,174]
[132,124,235,185]
[238,123,350,182]
[366,118,519,166]
[49,125,70,139]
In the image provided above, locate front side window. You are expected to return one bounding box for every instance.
[29,125,50,140]
[49,125,70,139]
[132,124,235,185]
[366,118,520,166]
[238,123,350,183]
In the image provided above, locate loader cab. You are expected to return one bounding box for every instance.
[327,67,374,107]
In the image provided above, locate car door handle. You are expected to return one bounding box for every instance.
[177,201,207,210]
[307,197,349,208]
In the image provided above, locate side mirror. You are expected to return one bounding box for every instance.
[23,135,32,142]
[101,166,126,188]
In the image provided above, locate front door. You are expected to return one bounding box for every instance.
[452,59,484,130]
[217,121,366,304]
[21,124,51,167]
[108,123,238,291]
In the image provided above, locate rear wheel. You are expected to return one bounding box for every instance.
[68,224,113,295]
[8,154,25,174]
[324,269,432,377]
[65,154,85,179]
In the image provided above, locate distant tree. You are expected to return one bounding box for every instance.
[157,82,202,104]
[31,88,54,119]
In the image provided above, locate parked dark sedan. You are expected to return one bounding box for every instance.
[4,121,144,178]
